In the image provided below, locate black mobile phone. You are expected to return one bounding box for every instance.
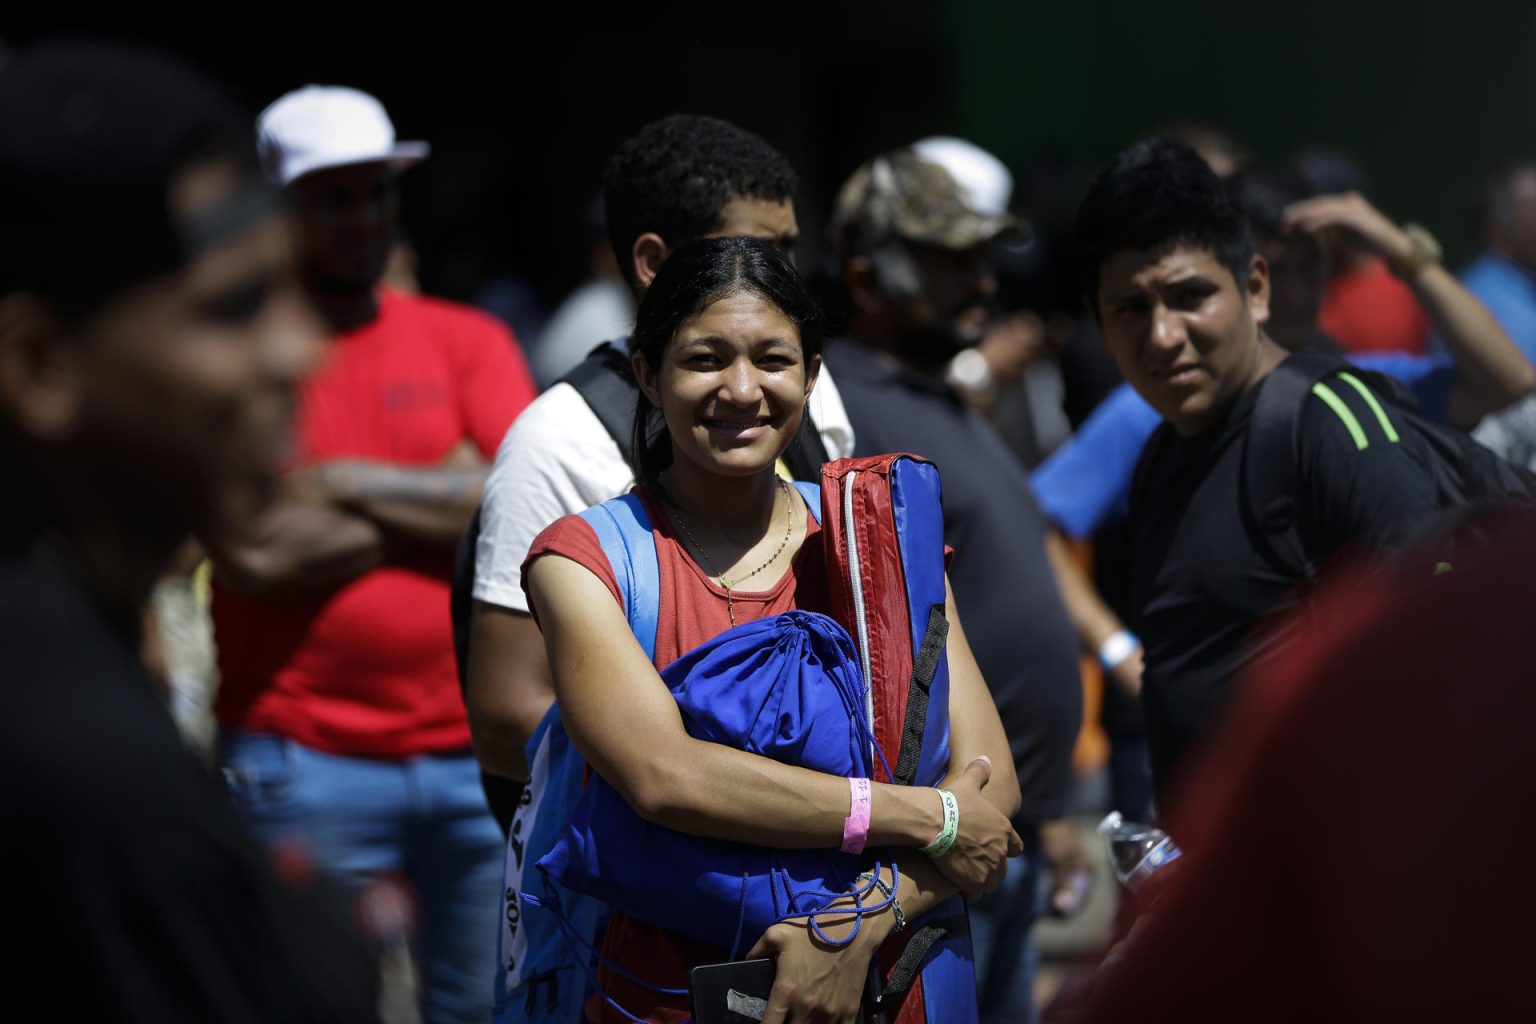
[689,957,776,1024]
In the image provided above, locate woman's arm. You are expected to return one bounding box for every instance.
[526,555,1021,879]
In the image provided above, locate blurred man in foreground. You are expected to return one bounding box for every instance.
[1084,509,1536,1022]
[0,41,373,1021]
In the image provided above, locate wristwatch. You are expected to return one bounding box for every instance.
[1395,222,1442,278]
[945,346,997,405]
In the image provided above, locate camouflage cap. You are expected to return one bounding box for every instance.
[831,147,1018,253]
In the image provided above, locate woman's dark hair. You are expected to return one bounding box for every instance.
[1075,137,1253,314]
[628,236,823,489]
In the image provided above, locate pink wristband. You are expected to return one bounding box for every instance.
[841,777,871,854]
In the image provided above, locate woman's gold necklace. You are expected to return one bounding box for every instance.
[666,477,793,626]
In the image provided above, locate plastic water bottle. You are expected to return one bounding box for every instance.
[1097,811,1182,899]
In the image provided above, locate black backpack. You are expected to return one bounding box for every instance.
[1242,351,1536,583]
[449,341,834,834]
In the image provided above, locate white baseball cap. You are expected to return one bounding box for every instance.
[256,85,429,186]
[912,136,1014,217]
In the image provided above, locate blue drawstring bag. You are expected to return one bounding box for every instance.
[533,609,890,954]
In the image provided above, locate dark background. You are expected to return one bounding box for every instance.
[11,2,1536,315]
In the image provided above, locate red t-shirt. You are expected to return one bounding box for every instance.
[213,289,537,758]
[1319,258,1429,355]
[523,485,829,1024]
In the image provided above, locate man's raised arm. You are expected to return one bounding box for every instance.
[1283,192,1536,428]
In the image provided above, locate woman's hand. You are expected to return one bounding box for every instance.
[746,895,894,1024]
[930,756,1023,901]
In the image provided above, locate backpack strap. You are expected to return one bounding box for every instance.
[1243,351,1348,583]
[894,604,948,788]
[450,502,482,691]
[578,493,660,661]
[794,480,824,524]
[876,911,971,1008]
[558,342,642,475]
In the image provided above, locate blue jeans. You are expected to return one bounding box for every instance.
[969,828,1044,1024]
[222,731,504,1024]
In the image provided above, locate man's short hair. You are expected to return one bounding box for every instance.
[602,114,797,289]
[1075,137,1254,311]
[0,40,258,320]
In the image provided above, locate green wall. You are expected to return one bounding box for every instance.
[949,0,1536,263]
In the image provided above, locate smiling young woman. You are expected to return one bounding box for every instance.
[520,237,1020,1024]
[629,248,821,625]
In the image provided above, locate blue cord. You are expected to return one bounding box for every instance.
[728,870,749,961]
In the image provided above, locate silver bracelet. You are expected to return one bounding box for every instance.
[855,871,907,932]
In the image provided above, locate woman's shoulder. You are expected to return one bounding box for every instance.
[521,507,624,606]
[523,486,672,592]
[527,510,599,554]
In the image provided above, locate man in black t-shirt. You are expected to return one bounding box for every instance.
[0,42,373,1020]
[823,146,1085,1023]
[1076,139,1447,808]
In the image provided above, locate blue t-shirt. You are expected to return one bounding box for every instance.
[1461,253,1536,367]
[1030,354,1457,539]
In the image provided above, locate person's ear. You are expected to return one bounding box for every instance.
[630,348,662,408]
[0,294,84,441]
[631,233,670,291]
[803,352,821,399]
[843,256,883,315]
[1246,253,1271,326]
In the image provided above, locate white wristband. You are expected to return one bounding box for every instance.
[1098,630,1140,671]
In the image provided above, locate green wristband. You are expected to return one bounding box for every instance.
[919,788,959,858]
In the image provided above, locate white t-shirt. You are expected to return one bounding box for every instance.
[473,365,856,612]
